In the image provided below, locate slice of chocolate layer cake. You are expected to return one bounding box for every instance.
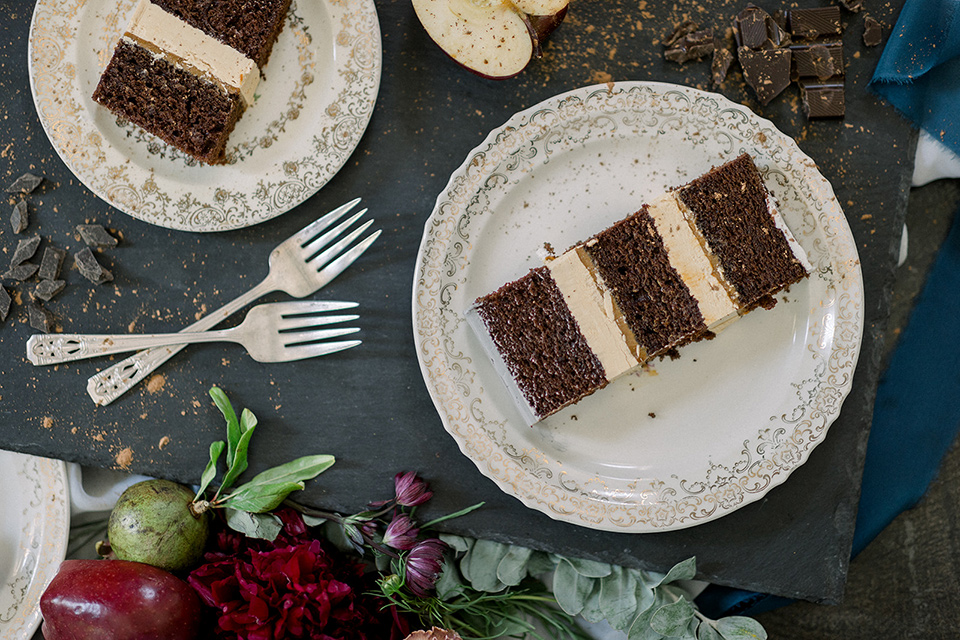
[92,0,289,164]
[469,153,811,424]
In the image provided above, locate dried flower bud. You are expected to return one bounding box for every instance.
[394,471,433,507]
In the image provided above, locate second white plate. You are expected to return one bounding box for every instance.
[413,82,864,533]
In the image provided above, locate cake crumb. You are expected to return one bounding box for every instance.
[42,416,54,429]
[648,412,656,418]
[115,447,133,469]
[158,436,171,450]
[145,373,165,394]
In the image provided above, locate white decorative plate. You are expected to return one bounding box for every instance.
[27,0,381,232]
[0,450,69,639]
[413,82,864,532]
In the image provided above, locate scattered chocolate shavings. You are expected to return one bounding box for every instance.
[863,16,882,47]
[0,285,10,322]
[34,279,66,302]
[738,47,792,105]
[11,200,29,233]
[664,28,715,64]
[3,262,39,281]
[662,20,699,48]
[839,0,863,12]
[76,224,119,248]
[27,302,55,332]
[5,173,44,194]
[38,246,66,281]
[808,44,838,80]
[10,235,41,268]
[74,247,113,284]
[712,47,735,85]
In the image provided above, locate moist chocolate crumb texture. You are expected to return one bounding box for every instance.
[92,0,290,164]
[468,154,812,425]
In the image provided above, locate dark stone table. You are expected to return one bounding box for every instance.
[0,0,913,604]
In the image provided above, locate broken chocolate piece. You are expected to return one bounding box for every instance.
[807,44,838,80]
[76,224,119,248]
[27,302,55,332]
[736,5,770,49]
[38,246,66,281]
[712,46,735,85]
[11,200,29,233]
[665,28,715,64]
[739,46,792,105]
[791,41,844,80]
[74,247,113,284]
[10,235,41,268]
[839,0,863,12]
[663,20,699,48]
[3,262,39,281]
[863,16,882,47]
[788,7,842,39]
[800,78,846,118]
[0,285,10,322]
[5,172,43,194]
[34,279,66,302]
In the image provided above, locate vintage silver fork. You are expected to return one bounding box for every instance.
[28,301,360,366]
[86,198,381,405]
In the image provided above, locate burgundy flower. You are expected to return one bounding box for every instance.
[404,538,447,598]
[382,514,419,551]
[394,472,433,508]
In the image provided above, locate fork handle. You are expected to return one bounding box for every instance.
[85,278,275,405]
[28,330,236,366]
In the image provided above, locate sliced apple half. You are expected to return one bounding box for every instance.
[412,0,570,79]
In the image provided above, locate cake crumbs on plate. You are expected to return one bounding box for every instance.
[115,447,134,469]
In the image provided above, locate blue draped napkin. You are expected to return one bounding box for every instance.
[698,0,960,616]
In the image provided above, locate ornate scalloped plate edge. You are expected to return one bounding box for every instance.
[0,451,70,639]
[27,0,381,232]
[412,81,864,533]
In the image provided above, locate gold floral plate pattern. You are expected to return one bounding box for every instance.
[28,0,381,232]
[0,450,69,639]
[413,82,864,532]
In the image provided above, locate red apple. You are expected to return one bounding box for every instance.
[412,0,570,79]
[40,559,203,640]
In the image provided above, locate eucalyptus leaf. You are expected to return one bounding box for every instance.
[239,407,257,433]
[650,599,695,637]
[435,559,466,600]
[219,424,256,493]
[600,566,639,630]
[439,533,473,554]
[554,558,596,616]
[301,514,328,527]
[716,616,767,640]
[580,580,605,624]
[461,539,510,592]
[696,620,725,640]
[654,556,697,587]
[565,557,614,578]
[496,544,533,586]
[240,455,335,492]
[225,508,283,541]
[526,550,560,576]
[627,595,667,640]
[196,440,225,499]
[225,480,304,512]
[209,387,241,467]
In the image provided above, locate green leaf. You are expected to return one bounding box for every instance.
[195,440,225,500]
[716,617,767,640]
[239,407,258,433]
[241,455,335,490]
[218,423,256,493]
[209,387,241,468]
[496,544,532,586]
[439,533,474,554]
[565,557,613,578]
[301,514,327,527]
[580,580,605,623]
[461,539,510,592]
[697,620,725,640]
[650,599,695,637]
[600,566,639,630]
[225,508,283,541]
[627,595,667,640]
[654,556,698,588]
[435,559,465,600]
[420,501,485,529]
[526,550,560,575]
[225,480,304,512]
[554,558,596,616]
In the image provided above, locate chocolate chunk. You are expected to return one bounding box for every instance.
[27,303,55,332]
[11,200,29,233]
[736,6,770,49]
[788,7,842,39]
[712,47,735,85]
[665,28,715,64]
[791,41,844,80]
[10,235,41,268]
[738,47,792,105]
[34,279,66,302]
[0,285,11,322]
[663,20,699,48]
[839,0,863,12]
[38,246,66,281]
[5,173,43,194]
[76,224,119,248]
[74,247,113,284]
[800,79,846,118]
[863,16,882,47]
[3,262,39,281]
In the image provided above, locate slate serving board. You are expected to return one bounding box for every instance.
[0,0,913,603]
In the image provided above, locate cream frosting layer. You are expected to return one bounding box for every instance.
[546,248,642,380]
[125,0,259,106]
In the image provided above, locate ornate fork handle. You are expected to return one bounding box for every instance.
[28,331,228,365]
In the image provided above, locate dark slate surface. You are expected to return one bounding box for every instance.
[0,0,913,603]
